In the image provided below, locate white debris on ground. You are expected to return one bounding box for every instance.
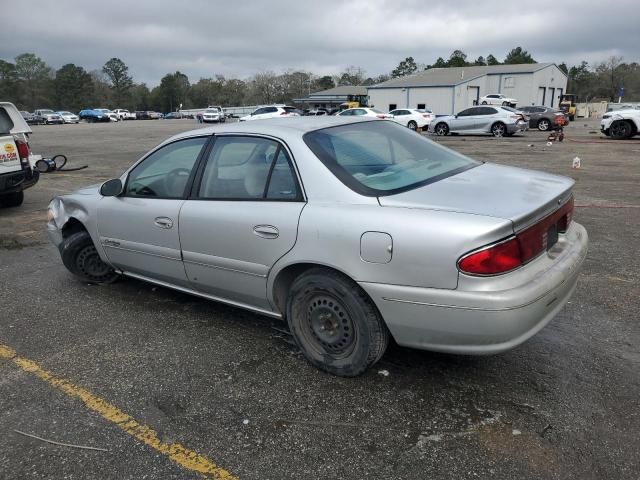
[512,429,522,435]
[242,419,249,425]
[377,369,390,377]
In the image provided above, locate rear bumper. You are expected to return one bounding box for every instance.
[359,222,588,354]
[0,168,39,194]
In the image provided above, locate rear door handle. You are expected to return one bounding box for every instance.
[253,225,279,239]
[154,216,174,229]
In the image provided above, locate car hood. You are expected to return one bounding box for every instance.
[72,183,101,195]
[378,163,574,231]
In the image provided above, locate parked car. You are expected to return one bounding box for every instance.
[114,109,136,120]
[240,106,302,121]
[305,109,329,116]
[164,112,183,120]
[338,108,393,119]
[600,108,640,139]
[33,109,64,125]
[0,102,39,207]
[147,111,162,120]
[46,117,587,376]
[388,108,433,130]
[480,94,518,107]
[199,107,226,123]
[516,106,567,131]
[56,111,80,124]
[20,111,37,124]
[429,106,528,137]
[95,109,120,122]
[79,109,110,123]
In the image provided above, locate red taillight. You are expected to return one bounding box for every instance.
[15,139,30,169]
[458,237,522,275]
[376,115,386,119]
[422,114,430,118]
[280,112,289,115]
[459,197,575,276]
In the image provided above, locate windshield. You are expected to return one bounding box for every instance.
[304,121,479,196]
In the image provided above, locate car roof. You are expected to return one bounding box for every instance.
[165,117,378,143]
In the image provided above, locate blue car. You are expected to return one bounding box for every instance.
[78,109,110,123]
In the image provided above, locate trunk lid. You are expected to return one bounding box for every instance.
[379,163,574,231]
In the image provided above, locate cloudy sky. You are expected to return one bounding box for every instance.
[2,0,639,85]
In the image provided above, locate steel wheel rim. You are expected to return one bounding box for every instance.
[304,294,356,358]
[76,244,114,281]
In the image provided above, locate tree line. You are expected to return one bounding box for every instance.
[1,49,638,112]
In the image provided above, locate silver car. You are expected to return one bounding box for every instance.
[429,106,529,137]
[47,118,588,376]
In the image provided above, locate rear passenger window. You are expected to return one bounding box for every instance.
[198,136,301,201]
[0,108,15,134]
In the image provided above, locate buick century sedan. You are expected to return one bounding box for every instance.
[47,118,588,376]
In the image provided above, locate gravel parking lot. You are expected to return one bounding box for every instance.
[1,118,638,479]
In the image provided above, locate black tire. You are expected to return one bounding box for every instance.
[286,268,389,377]
[502,101,508,106]
[407,120,418,131]
[537,118,551,131]
[481,101,487,105]
[569,115,575,121]
[60,231,120,284]
[0,191,24,207]
[434,122,449,136]
[491,122,506,137]
[609,120,633,140]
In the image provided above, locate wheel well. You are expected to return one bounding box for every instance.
[61,217,87,239]
[272,263,356,317]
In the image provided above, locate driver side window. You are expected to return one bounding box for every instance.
[125,137,207,198]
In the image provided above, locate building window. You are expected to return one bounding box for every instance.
[389,104,397,111]
[417,103,425,110]
[504,77,515,88]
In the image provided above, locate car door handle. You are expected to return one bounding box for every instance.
[154,216,174,229]
[253,225,279,239]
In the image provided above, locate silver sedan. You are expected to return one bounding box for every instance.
[429,105,529,137]
[47,118,588,376]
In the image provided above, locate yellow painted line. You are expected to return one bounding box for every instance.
[0,344,238,480]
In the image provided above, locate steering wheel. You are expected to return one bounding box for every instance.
[164,168,192,196]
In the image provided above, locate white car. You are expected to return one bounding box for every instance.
[480,94,518,107]
[96,109,120,122]
[113,109,136,120]
[600,108,640,139]
[56,111,80,124]
[388,108,433,130]
[338,108,393,120]
[200,107,225,123]
[240,106,301,121]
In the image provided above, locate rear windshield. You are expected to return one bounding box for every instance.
[304,121,479,196]
[0,108,15,134]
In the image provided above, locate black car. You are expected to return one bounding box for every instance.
[518,106,568,131]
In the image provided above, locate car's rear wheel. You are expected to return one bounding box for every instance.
[538,118,551,131]
[481,101,488,105]
[502,101,508,106]
[60,231,120,284]
[434,122,449,136]
[407,120,418,131]
[491,122,506,137]
[0,191,24,208]
[609,120,634,140]
[286,268,389,377]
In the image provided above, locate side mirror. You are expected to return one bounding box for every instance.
[100,178,123,197]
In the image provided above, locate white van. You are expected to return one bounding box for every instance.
[0,102,39,207]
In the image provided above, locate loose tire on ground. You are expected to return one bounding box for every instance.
[286,268,390,377]
[60,231,120,284]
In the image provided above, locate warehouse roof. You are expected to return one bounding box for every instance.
[309,85,369,96]
[368,63,561,89]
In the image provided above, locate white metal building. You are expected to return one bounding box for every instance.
[368,63,568,115]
